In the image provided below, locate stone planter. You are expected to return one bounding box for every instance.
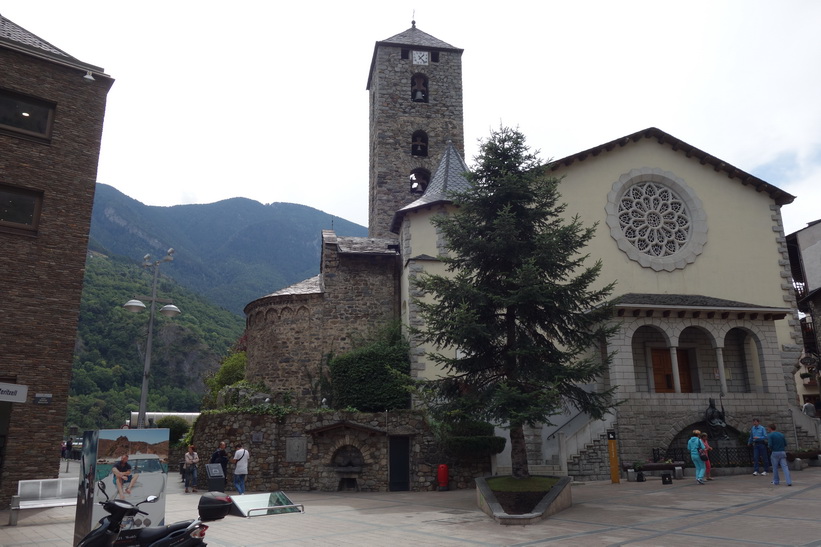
[475,476,572,525]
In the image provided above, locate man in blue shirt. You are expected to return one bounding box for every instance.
[766,423,792,486]
[748,418,771,475]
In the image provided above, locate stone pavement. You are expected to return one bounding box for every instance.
[1,460,820,546]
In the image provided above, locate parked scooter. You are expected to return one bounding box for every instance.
[78,480,208,546]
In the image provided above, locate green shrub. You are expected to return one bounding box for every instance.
[329,323,411,412]
[157,415,191,446]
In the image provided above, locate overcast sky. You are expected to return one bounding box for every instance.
[4,1,820,235]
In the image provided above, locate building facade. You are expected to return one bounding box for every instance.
[245,23,817,483]
[0,15,113,506]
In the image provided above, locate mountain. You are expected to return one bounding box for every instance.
[89,184,368,315]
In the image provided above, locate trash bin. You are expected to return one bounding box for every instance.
[198,491,232,520]
[205,463,225,492]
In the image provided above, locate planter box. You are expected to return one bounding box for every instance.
[475,476,572,525]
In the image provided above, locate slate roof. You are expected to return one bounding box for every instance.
[614,293,791,313]
[0,13,105,73]
[390,141,472,232]
[379,22,460,50]
[548,127,795,206]
[265,275,322,297]
[336,236,398,255]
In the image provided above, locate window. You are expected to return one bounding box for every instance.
[0,89,55,140]
[401,49,409,60]
[431,51,440,63]
[0,184,43,235]
[410,169,430,194]
[411,74,428,103]
[411,131,428,157]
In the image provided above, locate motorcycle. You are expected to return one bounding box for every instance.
[78,480,208,546]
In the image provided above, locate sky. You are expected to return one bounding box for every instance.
[3,1,820,235]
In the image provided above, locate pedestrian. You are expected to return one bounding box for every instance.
[700,432,715,480]
[61,440,68,460]
[766,423,792,486]
[802,401,816,418]
[748,418,771,475]
[688,429,707,485]
[210,441,229,488]
[184,444,199,493]
[231,442,249,495]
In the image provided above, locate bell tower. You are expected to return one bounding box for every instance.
[366,22,464,237]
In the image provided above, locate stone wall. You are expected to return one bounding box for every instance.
[190,410,489,492]
[0,43,112,507]
[567,433,611,481]
[368,38,464,237]
[244,231,399,406]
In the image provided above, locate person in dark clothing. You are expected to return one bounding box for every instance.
[210,441,229,488]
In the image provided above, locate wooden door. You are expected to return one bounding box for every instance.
[652,348,693,393]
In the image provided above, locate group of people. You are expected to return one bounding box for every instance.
[182,441,250,495]
[687,418,792,486]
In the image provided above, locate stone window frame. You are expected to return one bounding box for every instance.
[411,73,428,103]
[411,130,428,157]
[409,168,430,194]
[0,182,44,236]
[605,167,707,272]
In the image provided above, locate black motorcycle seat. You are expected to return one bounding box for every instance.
[136,519,194,543]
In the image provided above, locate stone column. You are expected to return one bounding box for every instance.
[715,346,728,394]
[670,346,682,393]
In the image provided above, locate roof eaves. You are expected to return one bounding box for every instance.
[547,127,795,206]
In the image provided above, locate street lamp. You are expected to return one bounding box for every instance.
[124,248,181,429]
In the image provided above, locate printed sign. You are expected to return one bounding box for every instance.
[0,382,28,403]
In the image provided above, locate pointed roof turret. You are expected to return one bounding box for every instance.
[390,141,471,232]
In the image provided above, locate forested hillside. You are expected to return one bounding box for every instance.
[89,184,368,315]
[68,252,245,430]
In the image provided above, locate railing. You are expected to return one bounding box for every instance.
[653,446,754,468]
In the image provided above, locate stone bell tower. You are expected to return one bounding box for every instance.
[366,22,465,238]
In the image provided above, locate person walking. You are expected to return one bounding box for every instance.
[700,432,715,480]
[766,423,792,486]
[231,442,249,495]
[184,445,200,493]
[210,441,230,489]
[688,429,707,485]
[748,418,771,475]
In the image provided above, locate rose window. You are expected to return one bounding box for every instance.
[606,168,707,272]
[617,182,690,257]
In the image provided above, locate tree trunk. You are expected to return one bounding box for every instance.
[509,423,530,479]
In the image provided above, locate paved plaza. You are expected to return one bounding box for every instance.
[1,460,820,546]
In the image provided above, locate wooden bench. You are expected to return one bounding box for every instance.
[8,477,77,525]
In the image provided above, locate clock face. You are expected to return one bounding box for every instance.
[412,51,429,65]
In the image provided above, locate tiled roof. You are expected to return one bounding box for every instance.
[265,275,322,297]
[390,141,471,232]
[0,13,105,73]
[379,23,460,51]
[614,293,790,312]
[336,236,398,255]
[548,127,795,206]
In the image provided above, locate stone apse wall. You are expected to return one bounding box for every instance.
[191,410,489,492]
[244,231,399,406]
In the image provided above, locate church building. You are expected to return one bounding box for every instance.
[244,23,818,480]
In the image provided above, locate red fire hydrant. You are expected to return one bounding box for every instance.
[437,464,449,491]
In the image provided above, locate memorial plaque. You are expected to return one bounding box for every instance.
[285,437,307,462]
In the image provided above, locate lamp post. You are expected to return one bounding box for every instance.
[124,248,181,429]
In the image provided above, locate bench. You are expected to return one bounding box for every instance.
[622,461,686,481]
[8,477,77,526]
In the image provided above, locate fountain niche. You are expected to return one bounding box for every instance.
[332,444,365,491]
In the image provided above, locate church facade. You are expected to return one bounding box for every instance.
[244,23,817,481]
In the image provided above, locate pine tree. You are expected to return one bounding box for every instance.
[413,126,617,479]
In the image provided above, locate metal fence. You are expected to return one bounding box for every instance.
[653,446,755,468]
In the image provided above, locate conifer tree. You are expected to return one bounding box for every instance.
[413,126,617,478]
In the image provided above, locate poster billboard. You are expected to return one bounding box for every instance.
[72,429,170,544]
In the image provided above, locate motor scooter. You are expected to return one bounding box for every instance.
[78,480,208,546]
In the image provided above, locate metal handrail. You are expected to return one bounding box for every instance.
[546,410,587,440]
